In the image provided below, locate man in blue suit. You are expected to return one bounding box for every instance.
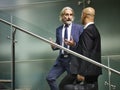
[46,7,83,90]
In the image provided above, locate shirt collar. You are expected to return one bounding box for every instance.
[64,23,72,28]
[84,22,94,29]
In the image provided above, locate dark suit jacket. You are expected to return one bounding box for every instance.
[77,24,102,76]
[52,23,83,70]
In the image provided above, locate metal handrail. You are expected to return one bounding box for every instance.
[0,18,120,75]
[0,80,12,83]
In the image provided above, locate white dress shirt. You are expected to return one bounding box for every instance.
[61,23,72,54]
[84,22,94,29]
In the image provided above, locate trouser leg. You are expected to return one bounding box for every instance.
[59,74,77,90]
[64,81,98,90]
[46,64,65,90]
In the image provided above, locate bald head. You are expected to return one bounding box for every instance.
[83,7,95,16]
[81,7,95,25]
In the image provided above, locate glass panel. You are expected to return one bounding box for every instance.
[0,12,12,89]
[1,0,81,90]
[109,55,120,90]
[1,0,120,90]
[99,56,109,90]
[99,55,120,90]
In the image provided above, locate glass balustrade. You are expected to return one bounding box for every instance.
[0,0,120,90]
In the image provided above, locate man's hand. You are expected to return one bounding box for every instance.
[64,36,76,47]
[77,74,85,81]
[49,38,56,49]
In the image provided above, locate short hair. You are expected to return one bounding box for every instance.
[59,6,75,22]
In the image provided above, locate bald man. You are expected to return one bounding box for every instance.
[76,6,102,90]
[59,7,102,90]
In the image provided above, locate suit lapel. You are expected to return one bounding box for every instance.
[71,24,74,38]
[58,25,63,45]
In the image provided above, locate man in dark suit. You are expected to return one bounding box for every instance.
[76,7,102,90]
[46,7,83,90]
[59,7,102,90]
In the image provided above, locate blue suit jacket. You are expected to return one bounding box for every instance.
[53,23,83,53]
[53,23,83,69]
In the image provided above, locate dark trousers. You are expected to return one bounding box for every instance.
[59,74,77,90]
[63,82,98,90]
[59,74,98,90]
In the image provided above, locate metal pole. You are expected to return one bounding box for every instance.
[108,57,111,90]
[11,28,16,90]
